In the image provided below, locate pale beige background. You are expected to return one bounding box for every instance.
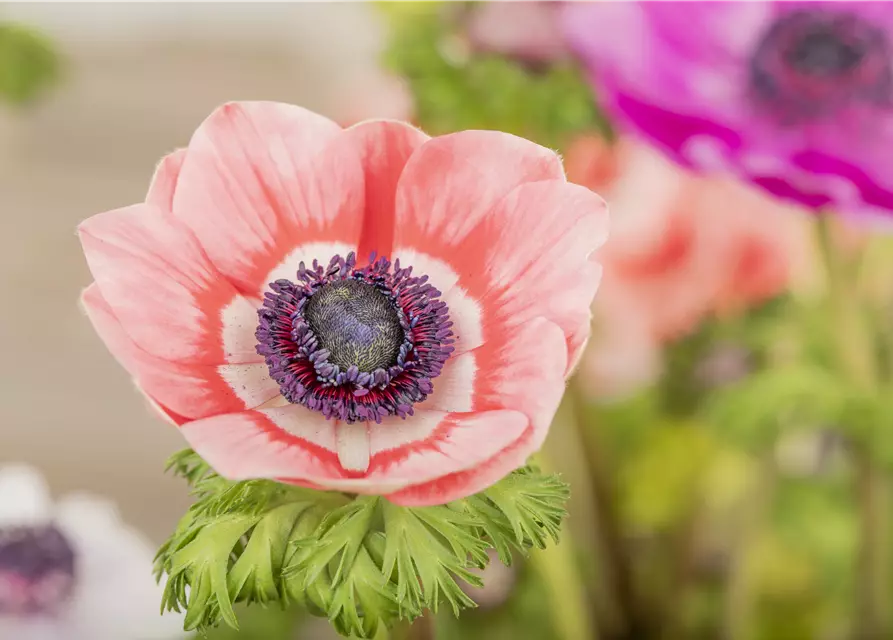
[0,2,399,542]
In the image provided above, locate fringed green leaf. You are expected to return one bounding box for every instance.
[155,450,570,639]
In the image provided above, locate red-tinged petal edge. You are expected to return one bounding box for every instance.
[79,203,263,366]
[342,119,430,262]
[392,130,608,374]
[80,284,281,421]
[170,101,368,298]
[145,149,187,212]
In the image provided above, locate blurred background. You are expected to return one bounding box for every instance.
[4,2,893,639]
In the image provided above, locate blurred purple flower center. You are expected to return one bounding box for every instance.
[750,9,892,120]
[0,525,76,616]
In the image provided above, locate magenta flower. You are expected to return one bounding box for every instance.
[562,1,893,217]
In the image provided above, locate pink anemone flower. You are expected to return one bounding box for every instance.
[562,1,893,219]
[78,102,608,506]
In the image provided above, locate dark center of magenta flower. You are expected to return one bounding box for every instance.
[256,252,454,424]
[785,26,866,75]
[0,525,76,615]
[750,9,893,120]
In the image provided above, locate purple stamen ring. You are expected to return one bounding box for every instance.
[256,252,455,424]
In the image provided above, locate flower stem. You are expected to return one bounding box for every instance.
[723,456,775,640]
[816,214,889,640]
[566,378,647,638]
[536,451,600,640]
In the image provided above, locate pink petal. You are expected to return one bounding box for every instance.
[342,120,430,262]
[397,172,607,376]
[392,131,565,357]
[393,130,565,258]
[385,426,535,506]
[145,149,187,212]
[339,319,569,502]
[80,285,280,421]
[171,101,367,297]
[468,317,568,450]
[481,180,608,372]
[420,314,569,432]
[417,350,477,413]
[179,406,344,481]
[180,403,530,498]
[78,203,261,365]
[365,409,528,487]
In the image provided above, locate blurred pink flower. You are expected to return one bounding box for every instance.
[567,134,809,396]
[578,278,664,400]
[562,1,893,219]
[467,1,569,65]
[78,101,608,506]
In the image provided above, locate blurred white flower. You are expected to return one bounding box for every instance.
[0,465,186,640]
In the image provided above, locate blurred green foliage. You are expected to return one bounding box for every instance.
[380,2,609,150]
[204,604,303,639]
[0,22,60,106]
[434,561,556,640]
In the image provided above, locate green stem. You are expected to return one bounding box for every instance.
[566,378,645,638]
[547,394,623,636]
[723,456,775,640]
[524,465,600,640]
[816,214,889,640]
[659,508,700,640]
[529,537,600,640]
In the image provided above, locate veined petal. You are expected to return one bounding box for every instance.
[342,119,430,262]
[389,319,568,505]
[364,409,529,486]
[145,148,187,212]
[79,203,261,365]
[81,284,280,420]
[178,406,344,482]
[469,317,568,448]
[420,317,568,439]
[385,426,536,506]
[394,130,565,262]
[171,101,367,297]
[396,172,606,376]
[480,180,608,371]
[180,404,530,498]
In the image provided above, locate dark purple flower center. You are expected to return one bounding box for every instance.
[750,9,892,120]
[302,279,406,374]
[256,252,454,424]
[0,525,76,615]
